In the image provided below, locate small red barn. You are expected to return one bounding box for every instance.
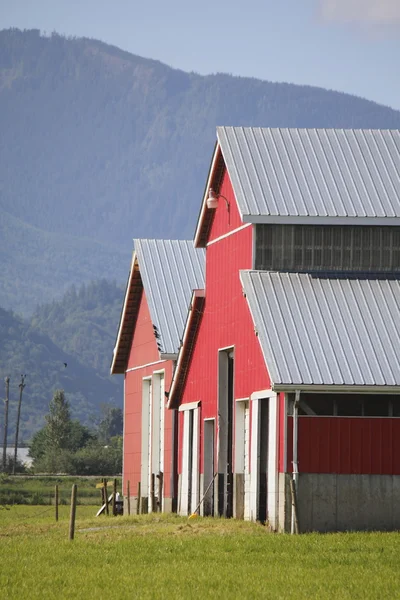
[168,127,400,531]
[111,239,204,513]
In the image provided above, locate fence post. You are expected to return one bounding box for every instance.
[104,478,109,515]
[112,478,117,516]
[150,473,155,513]
[55,484,59,522]
[127,480,131,516]
[69,484,77,541]
[137,481,141,515]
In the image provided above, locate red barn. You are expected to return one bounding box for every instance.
[168,127,400,531]
[111,239,204,513]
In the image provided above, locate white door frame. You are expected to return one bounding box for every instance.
[179,401,200,516]
[250,390,278,526]
[141,377,152,503]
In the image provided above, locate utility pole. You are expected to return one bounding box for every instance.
[2,377,10,472]
[13,375,25,475]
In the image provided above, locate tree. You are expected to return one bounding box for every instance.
[97,406,123,444]
[45,390,71,452]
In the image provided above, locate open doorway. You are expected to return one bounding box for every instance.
[203,419,215,516]
[218,348,234,518]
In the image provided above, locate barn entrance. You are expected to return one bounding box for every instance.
[203,419,215,516]
[235,399,250,519]
[217,348,234,518]
[180,403,200,515]
[250,392,278,526]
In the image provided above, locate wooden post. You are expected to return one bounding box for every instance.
[13,374,26,475]
[127,480,131,516]
[137,481,141,515]
[150,473,155,513]
[2,377,10,472]
[55,484,59,522]
[158,472,164,513]
[69,484,77,540]
[112,478,117,516]
[104,478,109,516]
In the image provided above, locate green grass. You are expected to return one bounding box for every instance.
[1,508,400,599]
[0,475,121,505]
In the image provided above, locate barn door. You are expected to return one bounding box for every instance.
[244,402,251,520]
[180,404,200,516]
[249,393,278,526]
[203,419,215,516]
[140,377,152,513]
[152,372,165,512]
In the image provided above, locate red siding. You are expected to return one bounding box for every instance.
[123,290,174,497]
[287,416,400,475]
[208,170,244,243]
[179,168,270,473]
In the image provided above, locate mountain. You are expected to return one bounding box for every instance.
[0,281,123,440]
[1,28,400,314]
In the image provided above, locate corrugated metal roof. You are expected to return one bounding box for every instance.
[241,270,400,388]
[135,240,205,357]
[218,127,400,222]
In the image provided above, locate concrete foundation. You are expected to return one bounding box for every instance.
[279,473,400,532]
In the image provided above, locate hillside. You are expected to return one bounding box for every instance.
[1,28,400,314]
[0,280,123,439]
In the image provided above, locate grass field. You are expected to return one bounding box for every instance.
[1,507,400,599]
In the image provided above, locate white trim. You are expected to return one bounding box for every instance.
[244,215,400,226]
[267,393,279,530]
[126,359,166,373]
[250,388,274,400]
[235,397,250,403]
[140,377,152,499]
[206,223,251,246]
[273,384,400,394]
[179,401,201,412]
[191,406,200,514]
[180,410,190,516]
[250,398,260,521]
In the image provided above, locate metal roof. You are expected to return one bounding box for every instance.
[135,239,205,357]
[218,127,400,223]
[241,270,400,389]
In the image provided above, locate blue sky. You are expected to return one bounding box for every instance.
[2,0,400,110]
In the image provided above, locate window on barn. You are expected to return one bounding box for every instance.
[289,393,400,417]
[255,225,400,274]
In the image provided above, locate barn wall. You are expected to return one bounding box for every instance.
[123,290,174,510]
[287,416,400,475]
[208,169,243,243]
[279,472,400,532]
[178,168,270,476]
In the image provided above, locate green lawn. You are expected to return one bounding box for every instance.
[1,508,400,599]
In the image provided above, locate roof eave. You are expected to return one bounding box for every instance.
[194,141,223,248]
[110,251,142,375]
[167,289,205,409]
[243,215,400,226]
[273,383,400,394]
